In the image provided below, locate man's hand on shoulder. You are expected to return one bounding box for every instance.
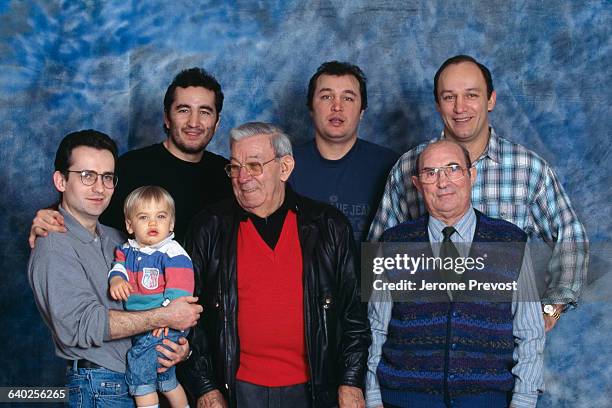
[197,390,228,408]
[338,385,365,408]
[29,209,66,248]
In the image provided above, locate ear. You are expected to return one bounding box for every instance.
[279,155,295,182]
[125,219,134,235]
[468,166,477,186]
[53,171,67,193]
[213,114,221,133]
[163,110,171,131]
[411,175,423,195]
[487,90,497,112]
[360,109,365,120]
[169,219,175,233]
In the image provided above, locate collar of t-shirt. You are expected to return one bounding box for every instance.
[313,138,360,166]
[242,187,298,250]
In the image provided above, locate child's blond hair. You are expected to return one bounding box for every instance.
[123,185,176,223]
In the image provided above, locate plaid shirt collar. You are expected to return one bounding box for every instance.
[440,126,502,164]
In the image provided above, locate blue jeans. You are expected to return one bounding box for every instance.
[66,364,134,408]
[125,329,187,396]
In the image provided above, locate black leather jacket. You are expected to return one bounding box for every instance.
[179,191,370,407]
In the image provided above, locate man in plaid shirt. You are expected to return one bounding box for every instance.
[368,55,588,332]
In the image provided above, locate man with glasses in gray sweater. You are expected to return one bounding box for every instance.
[28,129,202,408]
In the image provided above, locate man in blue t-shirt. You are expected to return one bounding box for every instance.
[290,61,399,242]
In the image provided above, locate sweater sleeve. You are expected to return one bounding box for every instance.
[108,245,129,282]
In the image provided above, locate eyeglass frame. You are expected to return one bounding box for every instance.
[224,157,279,178]
[64,169,118,189]
[417,164,470,184]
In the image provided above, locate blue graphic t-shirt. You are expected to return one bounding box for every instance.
[290,138,399,243]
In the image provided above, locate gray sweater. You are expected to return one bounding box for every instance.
[28,207,130,373]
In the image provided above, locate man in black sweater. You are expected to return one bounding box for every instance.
[29,67,233,245]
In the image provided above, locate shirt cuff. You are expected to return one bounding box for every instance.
[541,286,579,306]
[511,392,538,408]
[365,391,382,408]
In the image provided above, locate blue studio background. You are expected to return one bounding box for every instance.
[1,1,610,406]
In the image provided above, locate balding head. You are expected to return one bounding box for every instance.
[412,140,477,226]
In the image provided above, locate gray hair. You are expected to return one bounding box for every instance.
[229,122,293,157]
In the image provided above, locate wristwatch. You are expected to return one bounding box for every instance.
[543,304,561,320]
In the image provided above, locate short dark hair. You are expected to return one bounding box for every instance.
[307,61,368,111]
[163,67,224,131]
[433,55,494,104]
[54,129,118,174]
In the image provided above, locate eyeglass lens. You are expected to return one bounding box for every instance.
[419,166,465,183]
[226,162,264,177]
[79,170,117,188]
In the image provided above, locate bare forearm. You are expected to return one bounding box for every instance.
[108,296,202,340]
[108,308,167,340]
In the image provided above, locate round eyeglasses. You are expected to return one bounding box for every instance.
[65,170,118,189]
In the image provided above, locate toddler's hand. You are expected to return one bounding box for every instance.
[109,277,132,301]
[152,327,169,337]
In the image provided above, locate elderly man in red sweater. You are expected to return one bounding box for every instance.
[180,122,370,408]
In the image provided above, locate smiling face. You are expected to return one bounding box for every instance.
[53,146,115,233]
[163,86,219,162]
[230,134,294,218]
[412,141,476,226]
[310,74,364,147]
[435,61,496,145]
[126,199,174,247]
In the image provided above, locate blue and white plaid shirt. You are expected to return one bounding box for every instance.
[368,128,588,305]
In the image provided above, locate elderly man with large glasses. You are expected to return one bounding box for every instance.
[224,157,277,178]
[180,122,370,408]
[366,140,544,408]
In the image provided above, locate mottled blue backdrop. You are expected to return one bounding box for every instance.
[1,1,610,406]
